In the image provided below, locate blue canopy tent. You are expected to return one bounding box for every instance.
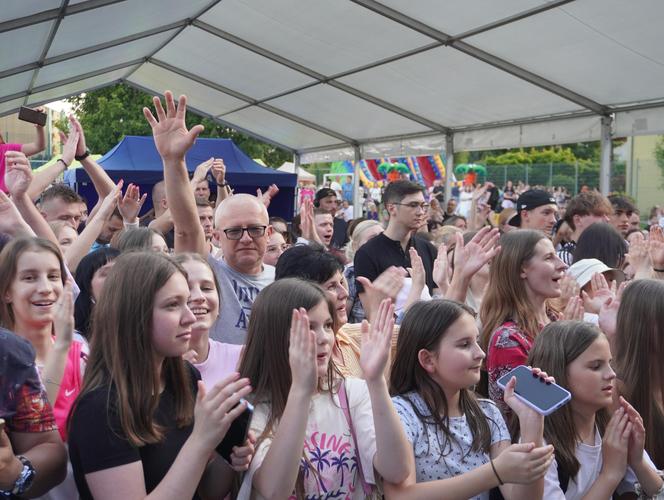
[64,136,297,219]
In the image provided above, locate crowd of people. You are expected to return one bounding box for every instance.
[1,91,664,500]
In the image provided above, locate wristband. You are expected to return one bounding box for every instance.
[490,458,504,485]
[654,268,664,273]
[74,149,90,161]
[216,181,228,187]
[57,158,68,168]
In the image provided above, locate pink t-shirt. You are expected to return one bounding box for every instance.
[53,338,87,441]
[193,340,243,387]
[0,143,23,193]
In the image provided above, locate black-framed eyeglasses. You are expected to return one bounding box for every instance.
[223,225,267,240]
[392,202,430,211]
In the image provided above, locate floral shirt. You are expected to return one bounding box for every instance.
[0,328,56,433]
[486,321,533,418]
[238,378,376,500]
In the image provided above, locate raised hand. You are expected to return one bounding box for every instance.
[258,184,279,208]
[359,299,395,382]
[299,198,321,244]
[193,158,214,183]
[581,272,614,314]
[117,183,146,223]
[192,373,252,452]
[53,280,74,351]
[598,281,627,341]
[452,226,500,281]
[600,407,631,482]
[4,151,34,198]
[0,191,30,235]
[0,424,21,491]
[357,266,405,321]
[211,159,226,185]
[288,308,317,396]
[61,126,80,166]
[69,116,88,157]
[493,442,554,485]
[432,243,450,295]
[407,247,425,293]
[626,240,652,278]
[562,295,584,321]
[143,91,204,162]
[648,226,664,270]
[619,398,647,468]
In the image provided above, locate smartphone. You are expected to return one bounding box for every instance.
[215,399,253,464]
[497,365,571,416]
[18,107,47,127]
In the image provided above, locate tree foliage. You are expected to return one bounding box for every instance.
[655,137,664,190]
[64,83,291,166]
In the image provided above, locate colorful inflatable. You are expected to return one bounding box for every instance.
[330,154,446,187]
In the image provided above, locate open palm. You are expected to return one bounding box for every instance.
[360,299,394,382]
[143,91,203,161]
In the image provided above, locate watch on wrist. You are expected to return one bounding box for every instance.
[216,181,228,187]
[0,456,35,497]
[74,149,90,161]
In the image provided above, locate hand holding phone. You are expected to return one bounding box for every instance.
[18,107,47,127]
[498,365,571,416]
[216,400,253,465]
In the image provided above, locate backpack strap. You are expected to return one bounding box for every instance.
[339,380,373,496]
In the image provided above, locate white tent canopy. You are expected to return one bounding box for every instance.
[2,0,664,176]
[277,161,315,182]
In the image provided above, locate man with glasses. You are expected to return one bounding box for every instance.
[354,180,438,312]
[207,194,275,344]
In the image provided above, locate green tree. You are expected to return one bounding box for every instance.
[655,137,664,190]
[64,83,291,166]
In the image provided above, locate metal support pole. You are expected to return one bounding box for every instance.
[525,165,529,186]
[599,115,613,195]
[353,147,362,218]
[503,166,507,187]
[445,134,454,205]
[293,153,301,216]
[575,160,579,195]
[549,162,553,188]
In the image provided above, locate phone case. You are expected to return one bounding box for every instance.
[216,399,254,463]
[497,366,571,416]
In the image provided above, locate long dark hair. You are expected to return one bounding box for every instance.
[572,222,627,268]
[527,321,609,480]
[614,280,664,468]
[72,252,194,446]
[238,278,338,498]
[74,247,120,339]
[390,300,494,457]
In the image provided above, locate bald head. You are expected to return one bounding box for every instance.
[152,180,168,216]
[215,194,268,228]
[214,194,272,275]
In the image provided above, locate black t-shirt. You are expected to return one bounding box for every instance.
[68,365,201,499]
[354,232,438,294]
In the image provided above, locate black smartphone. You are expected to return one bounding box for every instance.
[216,400,253,464]
[497,365,571,416]
[18,107,47,127]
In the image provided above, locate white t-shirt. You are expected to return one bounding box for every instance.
[238,378,377,499]
[393,392,510,500]
[543,427,647,499]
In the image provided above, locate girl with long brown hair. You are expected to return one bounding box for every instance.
[67,252,252,499]
[480,230,573,416]
[385,299,553,499]
[0,237,81,441]
[527,321,663,498]
[613,279,664,469]
[238,278,412,499]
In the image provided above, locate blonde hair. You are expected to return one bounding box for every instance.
[345,219,382,261]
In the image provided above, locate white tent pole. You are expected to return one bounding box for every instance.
[353,147,362,218]
[445,134,454,205]
[599,115,612,195]
[293,152,301,216]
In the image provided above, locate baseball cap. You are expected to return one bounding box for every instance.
[567,258,623,289]
[509,189,557,227]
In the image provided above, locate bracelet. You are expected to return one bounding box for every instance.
[490,458,504,485]
[216,181,227,187]
[74,150,90,161]
[654,268,664,273]
[57,158,68,168]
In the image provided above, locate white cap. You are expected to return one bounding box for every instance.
[567,258,617,288]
